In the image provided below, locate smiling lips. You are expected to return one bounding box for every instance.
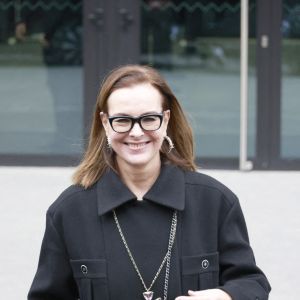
[125,142,150,150]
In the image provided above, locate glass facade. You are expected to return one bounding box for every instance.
[281,1,300,158]
[140,0,257,159]
[0,0,299,167]
[0,0,83,155]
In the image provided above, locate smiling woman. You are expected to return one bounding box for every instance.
[100,83,170,179]
[28,65,271,300]
[73,65,196,188]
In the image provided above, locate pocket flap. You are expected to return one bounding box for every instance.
[182,252,219,275]
[70,259,107,279]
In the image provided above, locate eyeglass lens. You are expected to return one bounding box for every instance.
[111,115,162,132]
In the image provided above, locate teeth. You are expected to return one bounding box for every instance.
[128,143,147,150]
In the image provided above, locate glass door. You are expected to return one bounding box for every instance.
[0,0,83,164]
[281,0,300,161]
[140,0,257,166]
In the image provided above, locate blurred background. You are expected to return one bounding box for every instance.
[0,0,299,169]
[0,1,300,300]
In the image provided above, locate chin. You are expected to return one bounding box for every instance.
[123,156,152,167]
[117,153,160,169]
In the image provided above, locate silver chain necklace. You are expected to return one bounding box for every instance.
[113,209,177,300]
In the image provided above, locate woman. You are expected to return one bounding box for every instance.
[28,65,271,300]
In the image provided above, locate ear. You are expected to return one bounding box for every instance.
[100,112,109,134]
[163,109,170,125]
[161,110,170,136]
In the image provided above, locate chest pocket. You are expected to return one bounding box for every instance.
[70,259,109,300]
[181,252,219,294]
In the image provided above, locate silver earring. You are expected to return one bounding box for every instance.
[164,135,174,153]
[106,136,112,150]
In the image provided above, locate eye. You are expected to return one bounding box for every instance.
[113,118,131,126]
[142,115,160,123]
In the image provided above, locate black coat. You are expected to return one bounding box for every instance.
[28,164,271,300]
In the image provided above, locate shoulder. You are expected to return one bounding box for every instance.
[47,183,97,218]
[184,169,238,207]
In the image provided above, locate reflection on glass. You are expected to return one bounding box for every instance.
[141,0,256,159]
[281,1,300,158]
[0,0,83,155]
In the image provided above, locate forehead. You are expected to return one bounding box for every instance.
[107,83,163,115]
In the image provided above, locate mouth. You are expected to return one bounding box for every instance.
[125,141,150,150]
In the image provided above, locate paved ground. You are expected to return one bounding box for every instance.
[1,167,299,299]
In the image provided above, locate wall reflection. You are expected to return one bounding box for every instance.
[0,0,83,156]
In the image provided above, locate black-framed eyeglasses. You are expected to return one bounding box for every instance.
[108,112,165,133]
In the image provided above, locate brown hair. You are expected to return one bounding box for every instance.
[72,65,197,188]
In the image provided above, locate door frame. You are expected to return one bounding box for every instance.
[255,0,300,169]
[83,0,140,139]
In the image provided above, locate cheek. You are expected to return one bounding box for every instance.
[150,131,165,144]
[110,132,125,143]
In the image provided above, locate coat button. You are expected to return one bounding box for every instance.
[202,259,209,269]
[81,264,88,274]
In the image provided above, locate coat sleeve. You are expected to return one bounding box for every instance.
[218,197,271,300]
[28,211,78,300]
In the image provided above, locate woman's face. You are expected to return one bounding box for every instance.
[101,83,170,171]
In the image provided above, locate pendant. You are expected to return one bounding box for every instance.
[143,291,161,300]
[143,291,153,300]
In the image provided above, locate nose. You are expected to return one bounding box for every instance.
[129,121,144,137]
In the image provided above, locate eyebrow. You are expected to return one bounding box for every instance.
[110,111,162,117]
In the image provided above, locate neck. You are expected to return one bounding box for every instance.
[117,159,161,200]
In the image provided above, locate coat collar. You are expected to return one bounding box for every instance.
[97,164,185,215]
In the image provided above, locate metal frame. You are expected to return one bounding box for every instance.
[83,0,140,139]
[255,0,300,169]
[240,0,253,171]
[197,158,239,170]
[0,154,80,167]
[255,0,274,169]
